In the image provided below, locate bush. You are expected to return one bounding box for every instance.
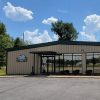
[59,70,70,75]
[65,70,70,74]
[30,72,34,75]
[73,70,80,75]
[86,70,92,75]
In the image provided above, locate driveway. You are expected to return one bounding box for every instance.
[0,77,100,100]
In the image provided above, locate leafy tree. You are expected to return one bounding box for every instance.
[51,20,78,41]
[0,22,6,35]
[14,37,25,47]
[0,34,14,67]
[0,33,13,66]
[0,45,5,68]
[0,27,14,67]
[0,22,29,68]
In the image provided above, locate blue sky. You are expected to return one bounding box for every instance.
[0,0,100,44]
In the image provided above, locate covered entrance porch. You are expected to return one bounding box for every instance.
[30,51,85,75]
[41,54,82,75]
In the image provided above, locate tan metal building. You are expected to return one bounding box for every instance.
[7,41,100,75]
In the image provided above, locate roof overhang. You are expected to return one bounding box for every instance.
[7,40,100,52]
[29,51,57,55]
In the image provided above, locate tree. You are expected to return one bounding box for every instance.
[0,22,28,68]
[0,22,14,68]
[0,44,5,68]
[14,37,25,47]
[0,34,14,67]
[0,22,6,35]
[51,20,78,41]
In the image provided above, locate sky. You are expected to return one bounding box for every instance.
[0,0,100,44]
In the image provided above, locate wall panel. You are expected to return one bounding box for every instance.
[7,44,100,74]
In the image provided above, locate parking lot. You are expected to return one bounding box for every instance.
[0,77,100,100]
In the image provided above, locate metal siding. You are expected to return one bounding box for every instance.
[7,44,100,74]
[7,49,33,74]
[60,45,100,53]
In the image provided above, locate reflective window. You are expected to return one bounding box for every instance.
[41,54,82,75]
[86,53,100,74]
[73,54,82,74]
[94,53,100,74]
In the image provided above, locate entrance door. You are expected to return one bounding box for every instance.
[41,56,55,75]
[41,54,82,75]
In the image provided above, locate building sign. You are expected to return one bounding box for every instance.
[16,54,27,62]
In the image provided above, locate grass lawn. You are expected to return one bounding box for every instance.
[0,67,6,76]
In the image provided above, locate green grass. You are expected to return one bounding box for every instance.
[0,67,6,76]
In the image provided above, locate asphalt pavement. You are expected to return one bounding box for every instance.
[0,77,100,100]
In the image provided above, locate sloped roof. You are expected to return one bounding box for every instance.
[7,40,100,52]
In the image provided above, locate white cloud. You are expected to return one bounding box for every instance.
[53,34,59,40]
[80,14,100,41]
[42,17,58,25]
[80,32,96,41]
[3,2,33,21]
[23,29,58,44]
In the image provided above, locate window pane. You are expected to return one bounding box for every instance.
[73,55,82,74]
[86,53,93,74]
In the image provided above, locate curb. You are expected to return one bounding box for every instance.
[47,75,100,79]
[0,75,100,79]
[0,76,18,78]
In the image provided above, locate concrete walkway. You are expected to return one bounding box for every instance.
[47,75,100,79]
[0,75,100,79]
[0,75,20,78]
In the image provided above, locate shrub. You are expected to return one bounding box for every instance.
[86,70,92,75]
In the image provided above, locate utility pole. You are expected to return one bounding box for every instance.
[23,32,24,42]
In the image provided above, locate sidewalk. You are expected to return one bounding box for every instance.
[0,75,100,79]
[47,75,100,79]
[0,75,22,78]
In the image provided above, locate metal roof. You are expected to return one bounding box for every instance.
[7,40,100,52]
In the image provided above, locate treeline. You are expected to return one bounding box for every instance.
[0,22,27,67]
[47,59,81,66]
[86,57,100,65]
